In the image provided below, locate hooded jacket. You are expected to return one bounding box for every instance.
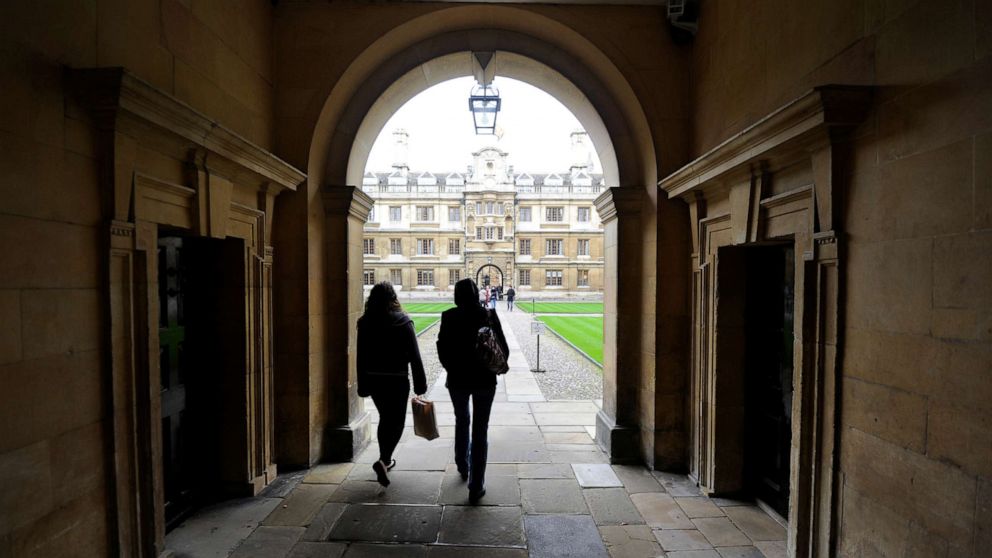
[437,305,510,390]
[356,310,427,396]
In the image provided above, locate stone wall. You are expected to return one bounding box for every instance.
[690,1,991,554]
[0,1,274,554]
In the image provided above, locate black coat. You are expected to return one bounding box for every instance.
[356,310,427,396]
[437,305,510,390]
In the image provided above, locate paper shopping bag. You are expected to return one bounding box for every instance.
[411,396,439,441]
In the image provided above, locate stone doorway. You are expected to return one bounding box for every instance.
[716,243,796,520]
[475,263,504,289]
[159,233,253,530]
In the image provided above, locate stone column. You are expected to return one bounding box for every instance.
[321,186,374,461]
[593,187,643,463]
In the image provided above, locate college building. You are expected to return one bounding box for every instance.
[1,1,990,556]
[362,130,605,295]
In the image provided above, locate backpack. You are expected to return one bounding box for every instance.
[476,310,509,375]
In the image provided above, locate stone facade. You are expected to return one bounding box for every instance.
[0,1,988,557]
[361,131,605,295]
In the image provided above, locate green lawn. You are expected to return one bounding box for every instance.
[412,316,440,334]
[520,302,604,314]
[403,302,456,313]
[537,315,604,365]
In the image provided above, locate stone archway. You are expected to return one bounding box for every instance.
[274,4,691,471]
[476,264,504,289]
[344,51,621,188]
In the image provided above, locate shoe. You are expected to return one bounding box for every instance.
[468,487,486,504]
[386,459,397,471]
[372,460,390,487]
[458,468,469,481]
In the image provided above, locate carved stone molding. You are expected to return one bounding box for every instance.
[322,185,375,221]
[69,68,305,193]
[593,187,643,224]
[659,86,871,199]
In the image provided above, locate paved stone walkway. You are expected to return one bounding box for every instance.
[165,313,787,558]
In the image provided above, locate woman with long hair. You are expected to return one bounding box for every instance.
[436,278,509,503]
[357,281,427,487]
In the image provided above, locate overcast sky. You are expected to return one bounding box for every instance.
[365,76,602,175]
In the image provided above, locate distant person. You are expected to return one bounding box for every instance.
[437,279,510,503]
[357,282,427,487]
[490,287,499,309]
[506,285,516,311]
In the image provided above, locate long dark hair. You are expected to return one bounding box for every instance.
[453,278,481,309]
[364,281,403,317]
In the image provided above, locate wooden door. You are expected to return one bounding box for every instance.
[743,245,795,518]
[158,236,194,529]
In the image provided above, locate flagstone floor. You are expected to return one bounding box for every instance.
[166,312,787,558]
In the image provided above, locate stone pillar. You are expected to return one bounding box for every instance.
[321,186,374,461]
[593,187,643,463]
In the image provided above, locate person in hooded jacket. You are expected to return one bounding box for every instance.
[357,282,427,487]
[437,278,509,503]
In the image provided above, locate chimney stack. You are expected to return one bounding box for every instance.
[569,130,593,177]
[392,129,409,175]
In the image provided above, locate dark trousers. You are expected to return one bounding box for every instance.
[449,385,497,492]
[507,298,514,310]
[371,387,409,463]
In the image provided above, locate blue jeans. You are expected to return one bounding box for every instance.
[448,385,497,492]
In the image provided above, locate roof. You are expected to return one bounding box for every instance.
[364,171,605,187]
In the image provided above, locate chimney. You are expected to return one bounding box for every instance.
[392,129,409,175]
[569,130,593,177]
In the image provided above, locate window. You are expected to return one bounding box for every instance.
[416,239,434,255]
[497,203,505,216]
[389,206,402,221]
[482,226,502,241]
[577,269,589,287]
[475,201,482,214]
[417,269,434,286]
[486,201,495,215]
[519,207,532,222]
[448,239,460,255]
[363,269,375,286]
[476,227,483,240]
[448,206,461,222]
[449,269,460,284]
[545,239,563,256]
[416,206,434,221]
[367,205,375,222]
[363,238,375,255]
[546,207,564,222]
[519,239,531,255]
[577,207,591,222]
[390,269,402,285]
[519,269,530,286]
[545,270,563,286]
[389,238,402,255]
[577,239,590,256]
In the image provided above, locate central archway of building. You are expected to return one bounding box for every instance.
[314,10,663,467]
[476,264,504,288]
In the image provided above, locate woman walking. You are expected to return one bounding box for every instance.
[437,279,509,503]
[357,282,427,487]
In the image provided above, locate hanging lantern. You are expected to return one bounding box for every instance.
[469,83,501,135]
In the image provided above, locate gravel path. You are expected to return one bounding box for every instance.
[416,321,444,393]
[497,306,603,400]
